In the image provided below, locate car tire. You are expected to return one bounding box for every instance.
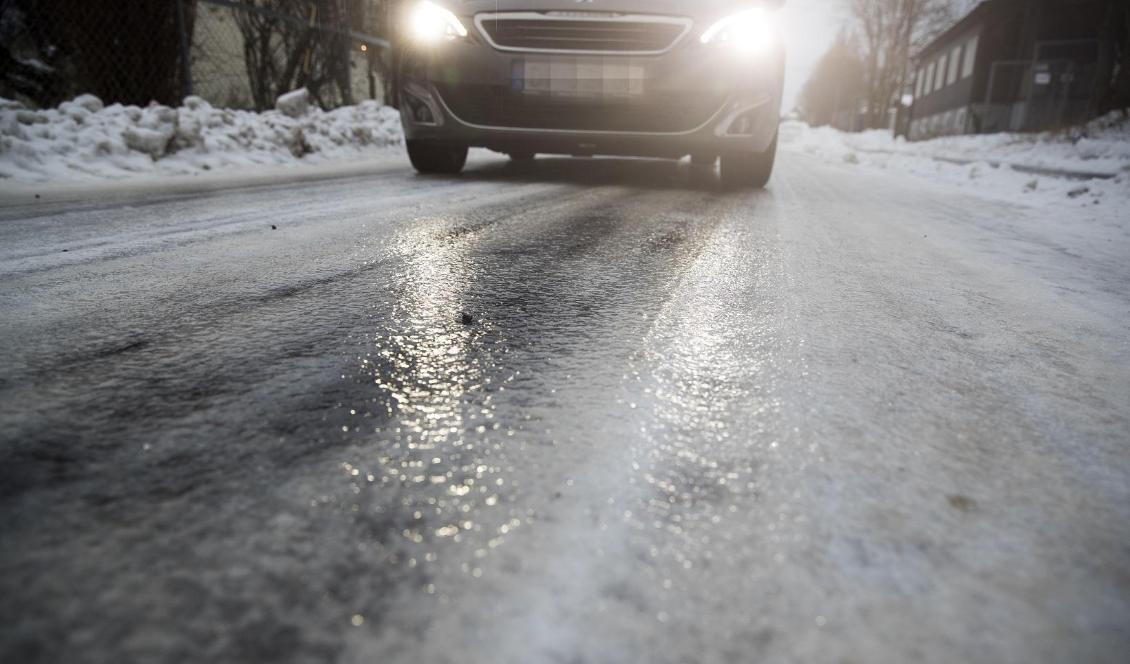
[720,131,777,189]
[407,140,468,175]
[509,151,536,161]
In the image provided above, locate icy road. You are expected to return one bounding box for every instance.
[1,153,1128,664]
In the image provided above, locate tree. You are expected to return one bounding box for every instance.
[0,0,194,107]
[234,0,371,110]
[798,31,867,128]
[849,0,958,129]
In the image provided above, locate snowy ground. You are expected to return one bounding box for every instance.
[0,90,403,184]
[779,113,1130,211]
[1,152,1127,664]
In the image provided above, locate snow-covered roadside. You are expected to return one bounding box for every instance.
[5,89,1129,213]
[0,90,404,185]
[779,113,1130,209]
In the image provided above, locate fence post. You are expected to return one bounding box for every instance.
[176,0,194,100]
[984,62,999,132]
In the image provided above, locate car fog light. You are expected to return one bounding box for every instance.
[728,111,755,136]
[402,84,443,126]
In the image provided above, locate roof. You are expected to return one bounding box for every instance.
[912,0,1013,61]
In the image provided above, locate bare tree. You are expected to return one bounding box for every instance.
[233,0,366,110]
[1,0,194,107]
[798,30,867,128]
[850,0,958,128]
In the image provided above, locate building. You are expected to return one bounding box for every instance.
[906,0,1126,140]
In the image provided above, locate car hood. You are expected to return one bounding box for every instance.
[447,1,784,22]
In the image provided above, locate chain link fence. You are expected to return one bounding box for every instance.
[973,59,1099,134]
[1,0,393,111]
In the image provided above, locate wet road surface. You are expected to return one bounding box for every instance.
[1,153,1128,663]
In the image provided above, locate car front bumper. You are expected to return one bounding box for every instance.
[397,26,784,158]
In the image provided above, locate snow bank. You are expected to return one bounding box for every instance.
[275,88,311,119]
[0,93,404,183]
[779,112,1130,208]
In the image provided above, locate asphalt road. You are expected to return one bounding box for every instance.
[1,153,1128,664]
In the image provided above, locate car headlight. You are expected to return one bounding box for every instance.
[700,8,776,56]
[409,1,468,43]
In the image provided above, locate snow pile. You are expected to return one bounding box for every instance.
[779,112,1130,207]
[0,90,404,183]
[275,88,311,119]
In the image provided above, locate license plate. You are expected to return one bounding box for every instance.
[512,59,646,98]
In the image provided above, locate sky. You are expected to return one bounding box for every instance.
[777,0,851,110]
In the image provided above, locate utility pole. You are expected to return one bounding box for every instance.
[176,0,194,100]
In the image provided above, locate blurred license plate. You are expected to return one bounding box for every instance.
[512,59,646,98]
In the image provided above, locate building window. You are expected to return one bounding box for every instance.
[925,62,935,96]
[915,67,925,98]
[947,46,961,85]
[934,55,946,91]
[962,35,978,79]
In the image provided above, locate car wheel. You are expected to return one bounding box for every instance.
[509,151,536,161]
[407,140,468,175]
[720,131,777,189]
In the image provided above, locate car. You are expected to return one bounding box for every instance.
[393,0,786,188]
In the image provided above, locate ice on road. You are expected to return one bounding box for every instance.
[0,153,1128,664]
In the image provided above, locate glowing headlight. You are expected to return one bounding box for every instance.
[700,8,776,56]
[409,1,468,43]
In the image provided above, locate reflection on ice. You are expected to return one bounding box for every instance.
[339,213,526,591]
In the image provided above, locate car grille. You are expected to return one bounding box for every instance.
[436,84,724,133]
[476,15,690,54]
